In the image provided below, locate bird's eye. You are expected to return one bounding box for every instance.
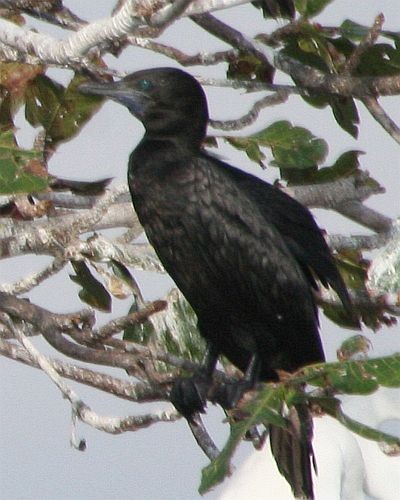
[138,79,152,91]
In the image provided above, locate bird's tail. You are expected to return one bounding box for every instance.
[269,403,315,500]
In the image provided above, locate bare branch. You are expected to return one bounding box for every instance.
[327,233,390,252]
[0,0,254,67]
[343,14,384,74]
[275,51,400,97]
[128,37,237,66]
[0,257,67,295]
[362,97,400,145]
[189,414,220,460]
[200,77,301,94]
[336,201,393,234]
[285,174,392,233]
[149,0,195,28]
[0,337,165,402]
[0,187,143,260]
[1,312,176,434]
[191,12,273,65]
[210,91,289,131]
[95,300,168,339]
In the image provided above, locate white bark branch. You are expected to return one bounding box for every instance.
[2,313,179,435]
[0,0,256,67]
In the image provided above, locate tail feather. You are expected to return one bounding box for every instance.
[269,403,315,499]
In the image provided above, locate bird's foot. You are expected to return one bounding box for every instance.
[211,379,254,410]
[170,374,211,420]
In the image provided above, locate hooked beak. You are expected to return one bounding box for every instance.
[79,79,149,118]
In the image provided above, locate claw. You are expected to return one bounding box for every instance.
[170,375,211,420]
[212,379,254,410]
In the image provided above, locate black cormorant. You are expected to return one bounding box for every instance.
[80,68,353,499]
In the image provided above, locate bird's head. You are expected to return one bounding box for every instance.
[80,67,209,145]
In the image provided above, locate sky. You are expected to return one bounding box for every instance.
[1,1,399,499]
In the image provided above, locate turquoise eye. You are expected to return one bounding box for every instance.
[138,79,152,91]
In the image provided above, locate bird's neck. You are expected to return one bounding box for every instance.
[143,108,207,151]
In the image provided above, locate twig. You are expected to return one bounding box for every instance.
[0,188,144,261]
[362,96,400,145]
[286,175,392,233]
[343,14,384,74]
[326,232,390,252]
[210,91,289,131]
[149,0,195,27]
[95,300,167,339]
[0,337,166,402]
[336,201,393,234]
[2,313,177,434]
[274,51,400,97]
[189,414,220,460]
[0,0,253,67]
[128,37,237,66]
[191,12,273,65]
[199,77,302,94]
[0,257,67,295]
[0,0,87,31]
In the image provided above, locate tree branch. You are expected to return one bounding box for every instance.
[2,312,178,434]
[209,91,289,131]
[0,336,165,403]
[286,174,392,233]
[0,257,67,295]
[362,96,400,145]
[189,414,220,460]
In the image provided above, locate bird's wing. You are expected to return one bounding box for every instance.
[184,156,319,317]
[208,154,353,314]
[189,154,323,371]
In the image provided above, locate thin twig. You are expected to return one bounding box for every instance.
[343,14,384,74]
[326,232,390,252]
[128,37,237,65]
[0,257,67,295]
[0,337,166,402]
[95,300,167,339]
[189,414,220,460]
[362,96,400,145]
[199,77,303,94]
[2,313,179,434]
[210,91,289,131]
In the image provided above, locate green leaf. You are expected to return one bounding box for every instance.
[295,0,333,17]
[225,121,328,169]
[340,20,400,43]
[200,351,400,494]
[357,44,400,76]
[109,259,137,289]
[69,261,111,312]
[302,354,400,393]
[252,0,295,20]
[331,97,359,138]
[0,130,47,194]
[124,290,205,371]
[314,150,362,182]
[200,385,286,494]
[315,396,400,447]
[25,74,103,148]
[340,19,370,40]
[336,335,371,361]
[227,54,274,83]
[256,120,328,168]
[288,150,363,185]
[124,300,154,345]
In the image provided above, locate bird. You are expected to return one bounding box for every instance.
[79,67,354,499]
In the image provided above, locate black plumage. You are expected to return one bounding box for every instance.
[80,68,353,499]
